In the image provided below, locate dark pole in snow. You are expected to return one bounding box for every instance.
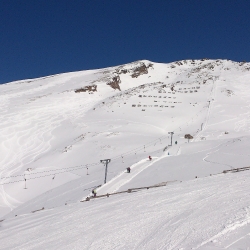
[24,175,27,189]
[100,159,111,184]
[168,132,174,146]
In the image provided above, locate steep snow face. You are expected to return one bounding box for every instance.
[0,59,250,219]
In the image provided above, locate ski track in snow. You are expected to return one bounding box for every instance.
[200,138,245,171]
[194,208,250,249]
[96,156,166,195]
[0,105,62,211]
[0,82,99,212]
[193,78,216,142]
[96,146,181,196]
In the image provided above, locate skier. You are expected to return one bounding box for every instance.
[175,141,177,145]
[149,156,152,161]
[127,167,131,173]
[92,189,97,197]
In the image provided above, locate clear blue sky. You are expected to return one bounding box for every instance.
[1,0,250,84]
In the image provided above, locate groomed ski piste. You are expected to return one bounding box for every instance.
[1,59,250,249]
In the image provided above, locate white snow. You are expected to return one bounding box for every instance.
[1,59,250,249]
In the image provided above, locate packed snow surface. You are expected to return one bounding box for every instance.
[1,59,250,249]
[1,172,250,249]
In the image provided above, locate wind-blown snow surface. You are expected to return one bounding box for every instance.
[1,59,250,249]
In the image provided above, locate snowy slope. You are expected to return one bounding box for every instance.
[1,59,250,249]
[1,171,250,249]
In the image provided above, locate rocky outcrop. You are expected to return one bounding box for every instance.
[115,61,153,78]
[131,63,149,78]
[75,85,97,93]
[107,76,121,91]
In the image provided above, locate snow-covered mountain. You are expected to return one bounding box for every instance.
[1,59,250,249]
